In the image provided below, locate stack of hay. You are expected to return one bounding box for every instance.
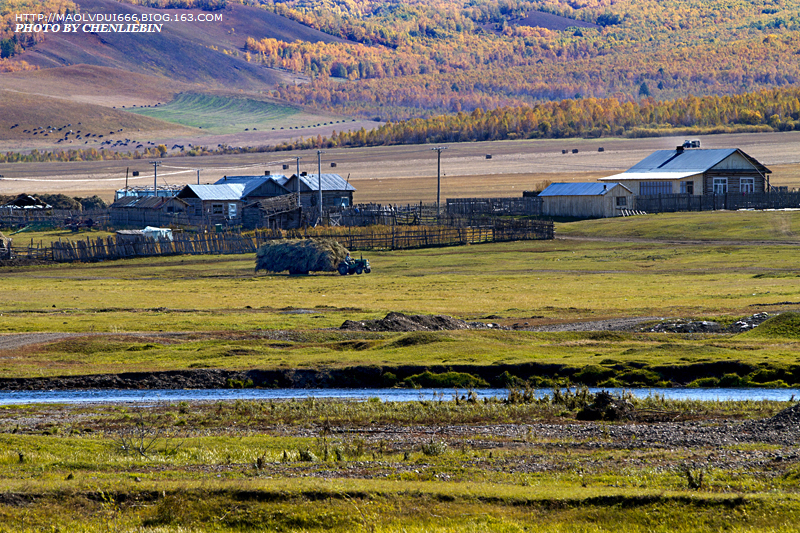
[255,238,348,275]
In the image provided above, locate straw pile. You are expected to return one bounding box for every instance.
[255,238,348,275]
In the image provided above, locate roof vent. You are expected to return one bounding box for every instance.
[301,171,307,176]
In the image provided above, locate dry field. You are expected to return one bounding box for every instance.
[1,131,800,204]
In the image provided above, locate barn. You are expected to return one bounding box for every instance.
[538,182,634,218]
[279,173,355,210]
[598,147,771,196]
[176,184,245,225]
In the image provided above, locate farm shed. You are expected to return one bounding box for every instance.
[599,147,770,196]
[109,195,189,227]
[539,182,633,218]
[243,193,302,230]
[279,173,355,210]
[176,184,245,225]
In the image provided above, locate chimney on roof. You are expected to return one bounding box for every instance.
[603,184,607,191]
[301,171,307,176]
[676,145,684,154]
[265,170,271,176]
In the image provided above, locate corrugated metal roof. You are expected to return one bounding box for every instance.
[627,149,738,172]
[215,175,289,197]
[297,174,356,192]
[182,184,245,201]
[599,171,700,182]
[110,196,186,209]
[539,182,628,196]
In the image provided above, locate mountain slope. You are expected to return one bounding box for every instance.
[18,0,345,89]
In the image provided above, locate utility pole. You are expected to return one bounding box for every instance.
[295,157,301,207]
[317,150,324,222]
[431,147,447,216]
[149,161,161,197]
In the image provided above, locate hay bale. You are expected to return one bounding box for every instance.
[255,238,348,275]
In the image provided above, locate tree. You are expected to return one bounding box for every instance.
[639,82,651,97]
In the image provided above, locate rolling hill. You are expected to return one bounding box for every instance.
[18,0,344,88]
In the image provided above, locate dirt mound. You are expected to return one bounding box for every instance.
[576,391,635,421]
[340,312,476,332]
[765,402,800,428]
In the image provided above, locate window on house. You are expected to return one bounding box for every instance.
[639,181,672,195]
[212,204,223,215]
[615,196,627,207]
[228,203,237,218]
[741,178,755,194]
[713,178,728,195]
[680,181,694,194]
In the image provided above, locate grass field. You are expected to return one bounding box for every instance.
[3,214,800,531]
[2,212,800,384]
[127,93,340,135]
[0,397,799,532]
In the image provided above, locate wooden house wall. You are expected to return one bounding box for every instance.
[702,171,766,195]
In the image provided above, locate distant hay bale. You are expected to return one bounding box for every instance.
[255,238,348,275]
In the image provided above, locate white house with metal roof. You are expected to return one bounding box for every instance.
[598,147,771,196]
[538,182,633,218]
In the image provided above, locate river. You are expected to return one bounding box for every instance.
[0,387,798,405]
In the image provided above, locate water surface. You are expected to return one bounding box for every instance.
[1,387,797,405]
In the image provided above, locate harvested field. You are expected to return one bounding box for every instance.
[3,130,800,202]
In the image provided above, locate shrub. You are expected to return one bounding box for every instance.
[573,364,615,385]
[719,373,749,387]
[687,377,720,388]
[421,439,447,456]
[619,368,661,386]
[402,371,489,389]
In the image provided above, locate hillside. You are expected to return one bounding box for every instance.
[0,89,195,142]
[17,0,343,88]
[246,0,800,120]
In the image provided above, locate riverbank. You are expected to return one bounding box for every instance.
[2,395,799,531]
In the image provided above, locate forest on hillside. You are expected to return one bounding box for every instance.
[245,0,800,120]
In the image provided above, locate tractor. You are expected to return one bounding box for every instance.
[338,255,371,275]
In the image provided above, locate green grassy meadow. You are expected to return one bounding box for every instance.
[2,212,800,382]
[126,93,340,135]
[0,397,799,532]
[557,210,800,241]
[3,211,800,531]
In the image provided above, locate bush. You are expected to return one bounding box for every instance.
[687,377,720,388]
[619,368,661,386]
[79,195,107,210]
[719,373,749,387]
[573,364,615,385]
[402,371,489,389]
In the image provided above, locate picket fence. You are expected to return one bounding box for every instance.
[17,219,554,263]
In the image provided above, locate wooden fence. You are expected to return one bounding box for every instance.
[0,208,110,229]
[14,219,554,263]
[635,191,800,213]
[446,197,543,217]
